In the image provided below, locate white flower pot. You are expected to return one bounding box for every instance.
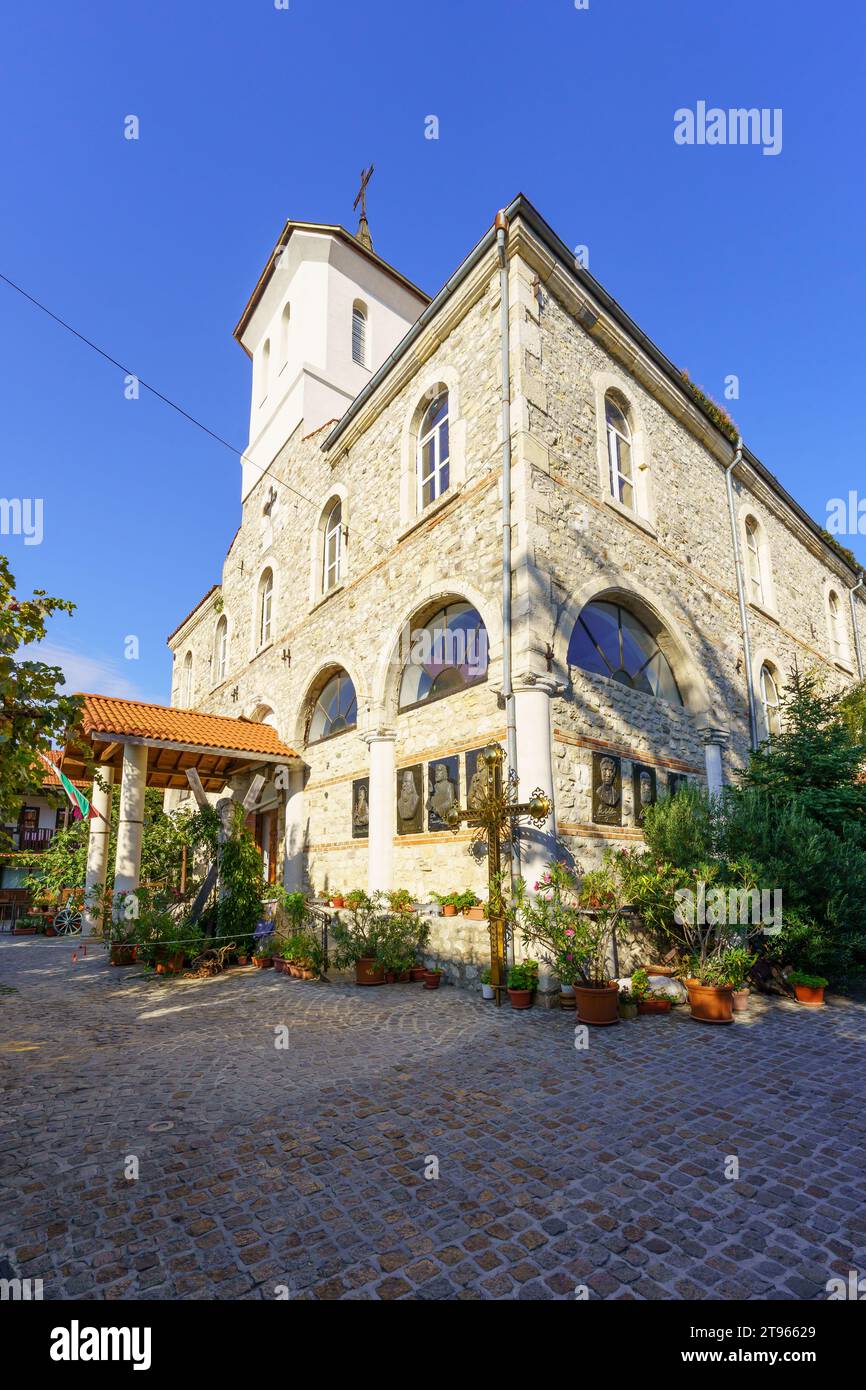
[480,983,495,1001]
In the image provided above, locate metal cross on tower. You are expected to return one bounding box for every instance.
[445,744,550,1006]
[353,164,375,250]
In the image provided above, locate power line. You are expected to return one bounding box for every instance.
[0,270,316,510]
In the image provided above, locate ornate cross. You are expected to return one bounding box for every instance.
[353,164,374,221]
[445,744,550,1006]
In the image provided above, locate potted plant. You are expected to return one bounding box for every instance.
[387,888,415,915]
[628,966,668,1014]
[331,891,386,985]
[329,890,345,909]
[724,946,757,1013]
[13,916,39,936]
[252,938,273,969]
[618,989,638,1020]
[432,891,460,918]
[459,891,485,920]
[789,970,828,1007]
[506,958,538,1009]
[423,964,444,990]
[479,966,495,1001]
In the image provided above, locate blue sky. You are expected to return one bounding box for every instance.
[2,0,864,704]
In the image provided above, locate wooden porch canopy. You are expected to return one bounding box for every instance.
[60,694,301,792]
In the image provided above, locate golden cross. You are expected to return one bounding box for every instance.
[353,164,374,220]
[445,744,550,1006]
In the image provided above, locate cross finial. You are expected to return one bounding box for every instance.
[353,164,374,250]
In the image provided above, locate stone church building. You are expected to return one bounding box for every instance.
[164,194,864,910]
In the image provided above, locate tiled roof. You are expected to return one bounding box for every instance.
[38,750,89,791]
[77,694,296,758]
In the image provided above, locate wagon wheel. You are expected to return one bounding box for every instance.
[53,906,82,935]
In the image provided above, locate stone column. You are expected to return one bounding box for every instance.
[82,767,113,936]
[514,676,557,889]
[283,767,306,892]
[700,725,729,796]
[112,743,148,914]
[365,731,396,894]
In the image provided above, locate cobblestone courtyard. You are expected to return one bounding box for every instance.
[1,938,864,1301]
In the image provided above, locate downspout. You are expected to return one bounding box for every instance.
[496,210,518,787]
[725,434,759,751]
[850,578,865,679]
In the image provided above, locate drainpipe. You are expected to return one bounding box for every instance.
[850,578,865,679]
[496,210,518,786]
[725,434,759,750]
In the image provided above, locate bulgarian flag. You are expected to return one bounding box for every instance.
[36,750,102,822]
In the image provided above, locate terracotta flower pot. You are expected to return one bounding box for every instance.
[355,956,385,986]
[45,926,57,937]
[253,956,272,970]
[385,970,397,984]
[423,971,442,990]
[110,943,136,966]
[410,966,427,983]
[793,982,825,1007]
[688,982,733,1024]
[272,957,286,974]
[646,964,675,976]
[13,925,37,936]
[155,951,184,976]
[732,988,750,1013]
[442,904,457,917]
[331,896,345,909]
[507,988,533,1010]
[574,982,620,1026]
[463,906,485,920]
[637,997,671,1015]
[299,967,316,981]
[237,955,249,966]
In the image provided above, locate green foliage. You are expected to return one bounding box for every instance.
[789,970,828,988]
[432,889,479,910]
[386,887,416,913]
[507,959,539,991]
[0,555,83,826]
[630,967,650,1001]
[479,966,491,985]
[217,803,265,952]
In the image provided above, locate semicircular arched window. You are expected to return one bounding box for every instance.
[568,600,683,705]
[399,601,488,710]
[307,671,357,744]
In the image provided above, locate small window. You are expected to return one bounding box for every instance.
[280,303,291,364]
[417,393,450,510]
[214,617,228,684]
[308,672,357,743]
[745,516,766,606]
[605,395,634,509]
[352,303,367,367]
[828,590,846,662]
[323,498,343,593]
[258,569,273,648]
[760,663,781,739]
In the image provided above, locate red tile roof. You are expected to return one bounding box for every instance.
[77,694,296,758]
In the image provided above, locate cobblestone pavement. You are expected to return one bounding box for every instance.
[1,939,864,1301]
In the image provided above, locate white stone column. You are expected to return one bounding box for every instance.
[700,725,729,796]
[283,767,306,892]
[82,768,113,936]
[365,731,396,894]
[112,743,148,914]
[513,677,557,891]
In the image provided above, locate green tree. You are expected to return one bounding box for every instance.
[0,555,82,826]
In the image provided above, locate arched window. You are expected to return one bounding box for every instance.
[258,338,271,405]
[280,303,291,365]
[568,600,683,705]
[214,616,228,685]
[417,392,450,510]
[759,663,781,739]
[399,601,488,710]
[605,394,634,509]
[308,671,357,743]
[828,590,846,662]
[745,516,764,605]
[352,302,367,367]
[323,498,343,592]
[258,569,273,648]
[181,652,193,706]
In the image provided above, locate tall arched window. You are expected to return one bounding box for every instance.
[828,590,846,662]
[181,652,193,706]
[417,392,450,510]
[399,601,488,709]
[258,338,271,405]
[258,569,274,648]
[352,302,367,366]
[323,498,343,592]
[280,303,291,365]
[605,394,634,509]
[308,671,357,743]
[745,516,765,605]
[568,600,683,705]
[760,663,781,739]
[214,617,228,685]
